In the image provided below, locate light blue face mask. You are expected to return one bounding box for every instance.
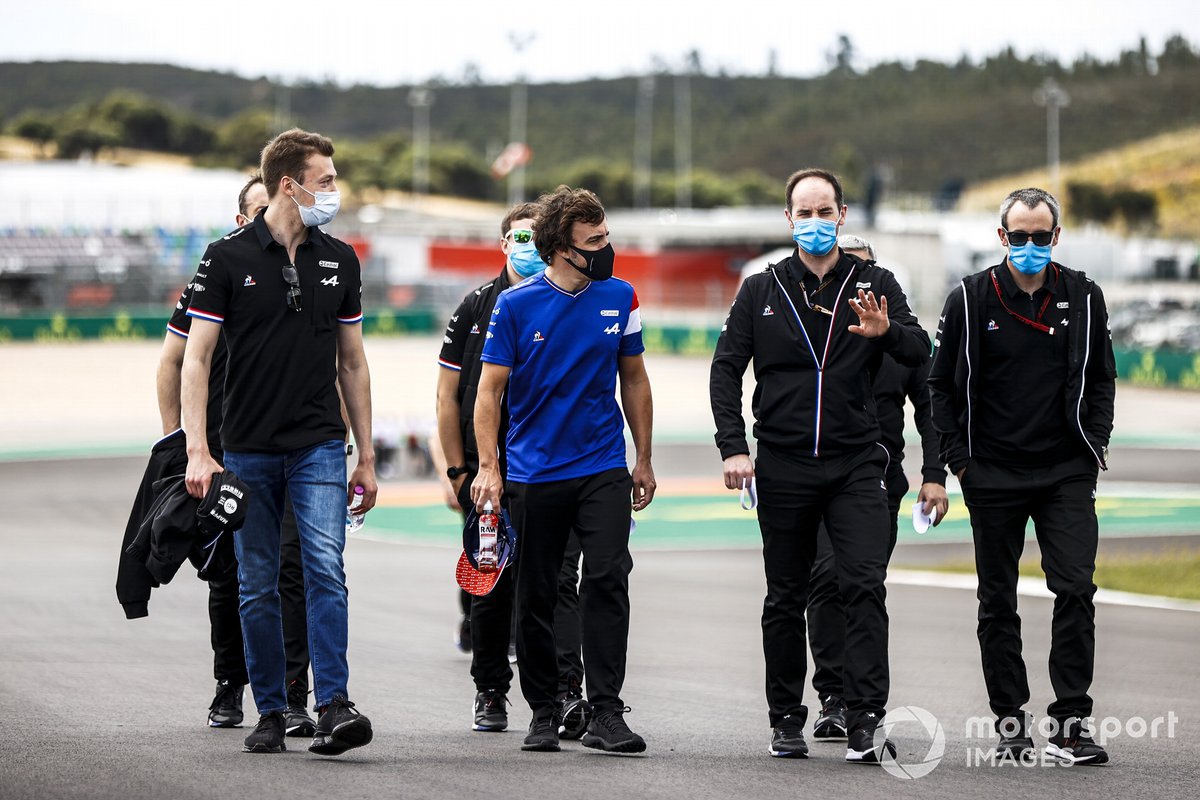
[508,240,546,278]
[290,178,341,227]
[792,217,839,256]
[1008,242,1053,275]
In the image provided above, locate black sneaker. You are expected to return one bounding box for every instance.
[558,673,593,740]
[454,615,472,654]
[522,713,561,752]
[1046,719,1109,765]
[473,689,509,732]
[208,679,244,728]
[769,714,809,758]
[995,715,1035,761]
[309,696,374,756]
[813,695,848,741]
[582,706,646,754]
[845,713,896,764]
[284,680,317,738]
[242,711,286,753]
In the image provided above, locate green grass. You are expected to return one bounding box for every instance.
[929,550,1200,601]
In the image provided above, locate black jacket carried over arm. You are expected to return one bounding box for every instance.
[927,262,1117,476]
[710,250,931,461]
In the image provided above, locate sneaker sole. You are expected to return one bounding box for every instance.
[309,720,374,756]
[209,719,244,728]
[473,720,509,732]
[286,720,316,738]
[242,742,286,754]
[768,746,809,758]
[521,739,561,752]
[1044,743,1109,765]
[582,733,647,754]
[559,704,592,740]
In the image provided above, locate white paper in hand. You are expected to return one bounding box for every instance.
[912,501,938,534]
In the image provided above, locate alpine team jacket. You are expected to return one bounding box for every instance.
[711,250,931,460]
[927,261,1117,475]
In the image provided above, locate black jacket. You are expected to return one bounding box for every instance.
[927,262,1117,475]
[874,355,946,490]
[711,250,931,460]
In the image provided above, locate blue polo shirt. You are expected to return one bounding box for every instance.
[481,273,644,483]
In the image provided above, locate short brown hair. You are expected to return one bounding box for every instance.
[237,172,264,218]
[785,168,844,211]
[501,201,542,238]
[533,186,605,264]
[260,128,335,199]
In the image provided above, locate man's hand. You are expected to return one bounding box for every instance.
[847,289,890,338]
[185,452,224,499]
[723,453,754,491]
[631,460,657,511]
[471,463,503,513]
[347,462,378,514]
[917,482,949,527]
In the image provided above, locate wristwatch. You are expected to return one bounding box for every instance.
[447,465,469,480]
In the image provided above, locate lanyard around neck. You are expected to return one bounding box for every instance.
[989,264,1060,336]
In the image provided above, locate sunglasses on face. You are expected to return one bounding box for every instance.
[282,265,302,312]
[1005,229,1055,247]
[507,229,534,244]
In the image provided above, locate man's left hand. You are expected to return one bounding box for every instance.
[631,461,656,512]
[917,481,949,526]
[847,290,890,338]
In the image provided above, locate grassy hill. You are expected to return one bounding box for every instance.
[958,125,1200,239]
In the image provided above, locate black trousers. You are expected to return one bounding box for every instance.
[457,486,586,695]
[755,442,891,731]
[208,490,310,692]
[961,454,1099,721]
[507,468,633,717]
[806,465,905,699]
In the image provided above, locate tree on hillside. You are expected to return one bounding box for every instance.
[10,111,56,157]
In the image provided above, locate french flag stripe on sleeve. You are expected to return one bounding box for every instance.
[338,313,364,324]
[438,358,463,371]
[624,289,642,336]
[166,322,189,338]
[186,309,224,323]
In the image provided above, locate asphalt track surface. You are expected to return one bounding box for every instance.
[2,453,1198,800]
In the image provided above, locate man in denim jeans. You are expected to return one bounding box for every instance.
[181,128,376,756]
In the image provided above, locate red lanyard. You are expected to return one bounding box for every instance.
[990,264,1060,336]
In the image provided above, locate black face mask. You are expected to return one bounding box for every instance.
[566,242,615,281]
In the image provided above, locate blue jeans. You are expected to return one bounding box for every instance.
[225,440,349,714]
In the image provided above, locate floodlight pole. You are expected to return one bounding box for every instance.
[1033,78,1070,194]
[408,88,435,196]
[508,33,536,205]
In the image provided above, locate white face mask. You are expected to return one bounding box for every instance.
[289,177,340,227]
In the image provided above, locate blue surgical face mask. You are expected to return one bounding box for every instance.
[290,178,341,227]
[508,240,546,278]
[1008,242,1053,275]
[792,217,839,256]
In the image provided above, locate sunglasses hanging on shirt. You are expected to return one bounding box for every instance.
[798,272,838,317]
[282,265,302,312]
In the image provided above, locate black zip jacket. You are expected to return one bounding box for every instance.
[711,250,931,460]
[927,261,1117,475]
[875,355,946,488]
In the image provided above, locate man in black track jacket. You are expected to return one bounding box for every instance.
[927,187,1116,766]
[710,168,930,764]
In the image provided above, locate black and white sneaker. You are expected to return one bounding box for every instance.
[522,713,561,752]
[558,673,592,740]
[582,706,646,754]
[208,679,244,728]
[845,714,896,764]
[242,711,286,753]
[284,680,316,738]
[813,695,848,741]
[1045,719,1109,765]
[995,715,1035,761]
[309,696,373,756]
[768,714,809,758]
[473,689,509,732]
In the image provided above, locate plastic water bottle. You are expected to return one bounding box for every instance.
[346,485,366,534]
[477,501,499,573]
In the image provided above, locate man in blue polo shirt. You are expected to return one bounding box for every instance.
[472,185,656,754]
